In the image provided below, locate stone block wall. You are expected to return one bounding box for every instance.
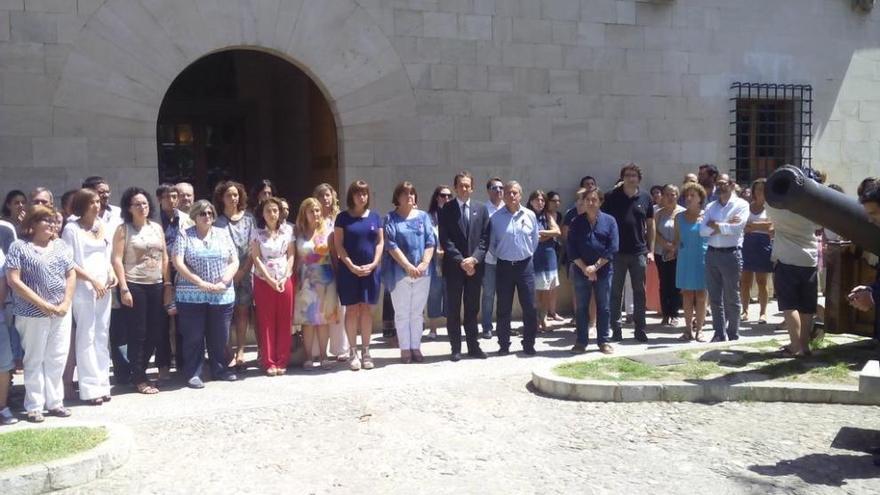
[0,0,878,206]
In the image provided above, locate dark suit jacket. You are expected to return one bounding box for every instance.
[439,198,489,273]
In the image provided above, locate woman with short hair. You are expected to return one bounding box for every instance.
[62,189,117,404]
[213,181,256,368]
[334,180,384,371]
[173,200,239,388]
[654,184,685,327]
[567,187,618,355]
[673,182,710,341]
[383,182,435,363]
[250,197,295,376]
[5,205,76,422]
[111,187,171,395]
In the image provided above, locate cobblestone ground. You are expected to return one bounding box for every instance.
[22,303,879,494]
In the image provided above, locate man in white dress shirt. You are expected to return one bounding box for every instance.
[700,173,750,341]
[480,177,504,339]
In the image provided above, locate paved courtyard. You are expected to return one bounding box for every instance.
[15,303,878,494]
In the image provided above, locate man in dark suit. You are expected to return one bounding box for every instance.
[439,171,490,361]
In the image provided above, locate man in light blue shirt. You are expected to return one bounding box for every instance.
[485,181,540,355]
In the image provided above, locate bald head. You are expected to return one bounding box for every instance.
[176,182,194,212]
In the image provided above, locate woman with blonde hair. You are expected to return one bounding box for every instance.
[294,198,340,369]
[313,183,348,360]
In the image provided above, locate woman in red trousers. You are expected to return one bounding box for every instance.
[250,197,295,376]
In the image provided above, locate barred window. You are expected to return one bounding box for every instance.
[729,83,812,182]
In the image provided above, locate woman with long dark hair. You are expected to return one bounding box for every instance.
[425,185,452,340]
[526,190,560,332]
[213,181,255,368]
[111,187,171,395]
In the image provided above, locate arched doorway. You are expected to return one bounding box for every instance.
[156,49,338,205]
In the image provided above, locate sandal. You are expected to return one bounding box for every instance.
[27,411,44,423]
[362,350,375,370]
[136,382,159,395]
[775,345,805,358]
[86,398,104,406]
[679,332,694,342]
[758,315,768,324]
[102,395,112,402]
[694,330,706,342]
[47,407,72,418]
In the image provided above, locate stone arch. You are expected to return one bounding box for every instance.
[51,0,416,188]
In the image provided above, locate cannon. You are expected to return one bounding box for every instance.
[765,165,880,256]
[765,165,879,336]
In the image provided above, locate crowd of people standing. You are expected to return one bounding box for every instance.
[1,163,878,426]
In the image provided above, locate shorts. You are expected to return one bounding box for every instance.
[773,262,818,314]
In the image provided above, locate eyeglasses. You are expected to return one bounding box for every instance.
[489,186,503,192]
[439,193,452,199]
[198,211,215,218]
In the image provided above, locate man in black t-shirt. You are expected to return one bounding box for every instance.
[601,163,655,342]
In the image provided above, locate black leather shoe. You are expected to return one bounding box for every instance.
[468,349,488,359]
[450,353,462,362]
[570,344,587,354]
[710,334,726,343]
[521,347,537,356]
[611,329,622,342]
[634,329,648,343]
[497,347,510,356]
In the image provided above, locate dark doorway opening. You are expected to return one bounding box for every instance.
[157,49,338,206]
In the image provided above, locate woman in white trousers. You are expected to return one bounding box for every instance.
[62,189,117,405]
[382,182,435,363]
[5,205,76,423]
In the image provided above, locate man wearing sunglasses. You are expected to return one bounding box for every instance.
[700,173,750,342]
[481,177,504,340]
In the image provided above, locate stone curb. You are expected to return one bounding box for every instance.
[531,367,880,405]
[0,422,132,494]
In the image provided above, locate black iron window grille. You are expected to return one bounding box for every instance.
[729,82,813,183]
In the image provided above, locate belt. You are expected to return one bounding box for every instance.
[708,246,740,252]
[497,256,532,265]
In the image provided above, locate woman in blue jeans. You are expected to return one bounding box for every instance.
[426,185,451,339]
[173,200,239,389]
[566,187,618,355]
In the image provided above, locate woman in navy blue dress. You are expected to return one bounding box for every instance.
[334,180,384,371]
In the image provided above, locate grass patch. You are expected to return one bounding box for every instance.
[737,339,783,350]
[0,427,107,471]
[555,358,665,381]
[555,338,871,385]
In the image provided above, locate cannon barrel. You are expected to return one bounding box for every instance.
[765,165,880,256]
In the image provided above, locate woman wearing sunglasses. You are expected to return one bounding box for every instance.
[173,200,239,389]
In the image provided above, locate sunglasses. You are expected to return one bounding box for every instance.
[439,193,452,199]
[198,211,215,218]
[489,186,503,192]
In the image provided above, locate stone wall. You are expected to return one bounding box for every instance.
[0,0,879,206]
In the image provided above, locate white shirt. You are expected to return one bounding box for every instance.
[699,194,750,248]
[100,204,123,234]
[484,200,504,265]
[765,205,818,267]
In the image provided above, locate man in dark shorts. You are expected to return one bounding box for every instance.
[766,196,820,357]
